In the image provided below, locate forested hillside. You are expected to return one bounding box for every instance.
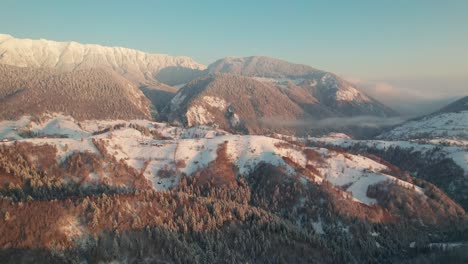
[0,64,151,120]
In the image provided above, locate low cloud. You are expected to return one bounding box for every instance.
[261,116,406,129]
[346,78,413,101]
[373,83,397,96]
[344,76,468,116]
[312,116,405,128]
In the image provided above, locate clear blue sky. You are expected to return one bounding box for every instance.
[1,0,468,80]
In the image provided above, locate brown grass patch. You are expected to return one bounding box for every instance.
[303,149,326,165]
[190,142,237,188]
[175,159,186,170]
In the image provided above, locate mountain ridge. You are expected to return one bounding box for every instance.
[207,56,397,115]
[165,57,398,135]
[0,33,206,87]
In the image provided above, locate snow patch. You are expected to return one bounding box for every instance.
[187,105,213,126]
[203,96,227,110]
[170,93,186,111]
[336,86,369,102]
[312,219,325,235]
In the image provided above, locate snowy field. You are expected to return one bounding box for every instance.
[378,111,468,140]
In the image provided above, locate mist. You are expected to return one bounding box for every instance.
[346,77,468,117]
[261,116,406,129]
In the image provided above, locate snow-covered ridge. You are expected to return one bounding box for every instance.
[252,77,307,88]
[378,111,468,140]
[207,56,321,78]
[311,134,468,177]
[185,96,228,126]
[0,114,427,205]
[0,33,205,84]
[320,73,371,102]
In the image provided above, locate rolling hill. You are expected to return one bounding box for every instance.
[0,114,465,263]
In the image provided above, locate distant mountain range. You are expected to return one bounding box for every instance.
[0,33,205,87]
[164,56,397,135]
[0,34,398,136]
[1,33,466,138]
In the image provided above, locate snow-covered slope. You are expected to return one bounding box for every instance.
[378,111,468,140]
[310,133,468,209]
[379,96,468,140]
[0,114,429,205]
[0,33,205,86]
[312,135,468,177]
[207,56,322,78]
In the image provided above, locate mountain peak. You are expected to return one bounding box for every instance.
[208,56,322,79]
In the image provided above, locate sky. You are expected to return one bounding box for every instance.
[1,0,467,114]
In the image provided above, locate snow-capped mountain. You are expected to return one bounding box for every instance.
[378,96,468,140]
[0,33,205,87]
[311,131,468,209]
[207,56,323,78]
[0,35,397,132]
[207,56,397,116]
[163,57,397,135]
